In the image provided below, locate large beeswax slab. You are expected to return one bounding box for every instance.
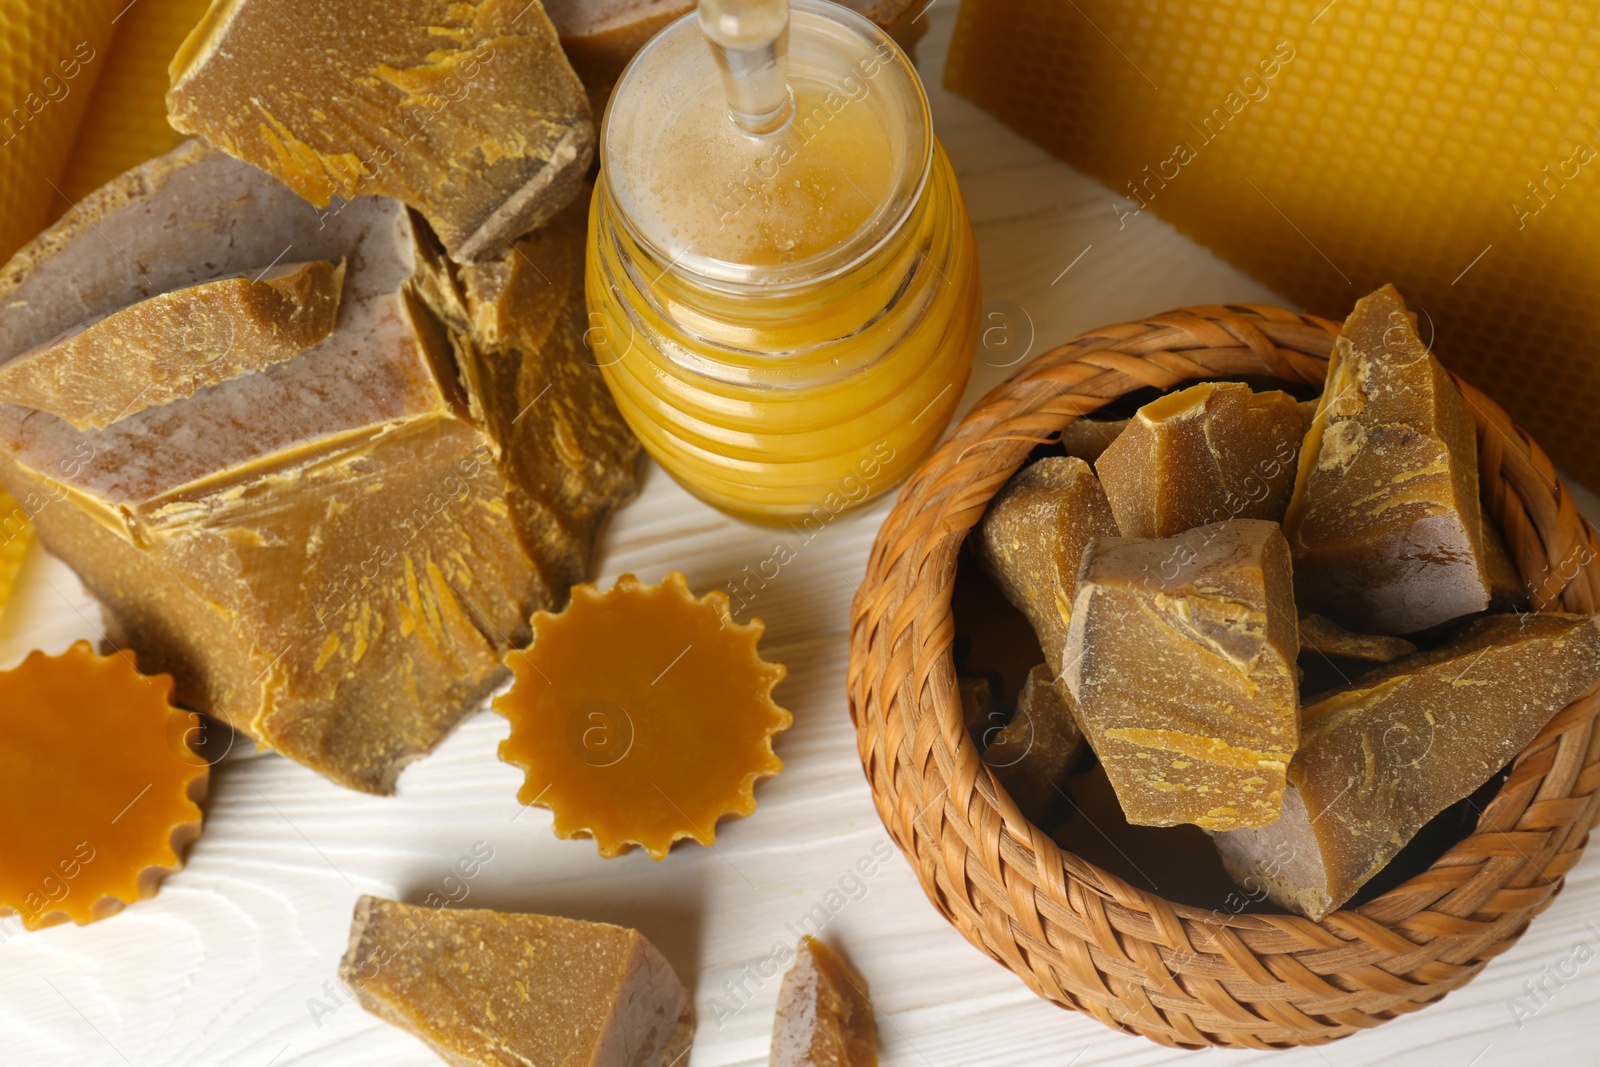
[976,456,1117,672]
[0,143,636,793]
[1215,614,1600,920]
[168,0,593,263]
[946,0,1600,491]
[1286,285,1490,635]
[1064,519,1299,830]
[1096,382,1303,538]
[342,897,693,1066]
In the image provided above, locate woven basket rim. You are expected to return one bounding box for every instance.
[846,301,1600,1049]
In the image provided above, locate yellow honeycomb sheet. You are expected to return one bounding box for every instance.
[0,490,31,619]
[56,0,212,205]
[0,0,123,264]
[948,0,1600,487]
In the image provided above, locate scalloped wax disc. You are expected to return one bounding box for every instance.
[0,642,208,929]
[495,572,790,859]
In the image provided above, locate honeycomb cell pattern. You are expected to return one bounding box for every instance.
[56,0,211,206]
[0,0,123,265]
[948,0,1600,488]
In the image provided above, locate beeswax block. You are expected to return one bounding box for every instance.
[342,897,693,1067]
[0,259,344,430]
[1215,614,1600,920]
[1064,519,1299,830]
[0,143,636,793]
[1286,286,1490,635]
[1058,417,1127,463]
[1096,382,1303,539]
[771,937,878,1067]
[496,572,789,859]
[168,0,593,263]
[1298,612,1414,664]
[0,642,207,929]
[945,0,1600,492]
[976,456,1117,672]
[983,664,1082,825]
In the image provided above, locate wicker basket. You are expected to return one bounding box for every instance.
[846,303,1600,1049]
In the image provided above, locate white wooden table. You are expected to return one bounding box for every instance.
[5,7,1598,1066]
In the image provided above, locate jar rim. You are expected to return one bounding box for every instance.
[599,0,933,292]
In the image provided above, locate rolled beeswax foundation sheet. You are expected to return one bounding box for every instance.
[947,0,1600,491]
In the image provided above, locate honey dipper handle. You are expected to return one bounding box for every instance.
[699,0,793,134]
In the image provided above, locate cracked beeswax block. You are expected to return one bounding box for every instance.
[1063,519,1300,830]
[0,642,207,930]
[1298,612,1415,664]
[342,897,693,1067]
[167,0,593,264]
[0,259,344,430]
[983,664,1082,826]
[496,572,790,859]
[977,456,1118,672]
[1096,382,1304,539]
[0,142,634,794]
[772,937,878,1067]
[1215,613,1600,921]
[1285,285,1490,634]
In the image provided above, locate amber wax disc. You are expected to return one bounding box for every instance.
[496,572,790,859]
[0,642,209,929]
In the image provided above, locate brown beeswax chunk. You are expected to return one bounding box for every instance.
[168,0,593,263]
[958,675,996,742]
[1096,382,1304,538]
[1284,285,1490,634]
[0,143,637,794]
[976,456,1118,672]
[0,260,344,430]
[771,937,878,1067]
[1058,417,1127,463]
[1064,519,1300,830]
[984,664,1082,824]
[1298,612,1415,663]
[1215,613,1600,920]
[342,897,693,1067]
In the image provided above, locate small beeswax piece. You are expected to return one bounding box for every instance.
[1064,519,1300,830]
[958,675,996,742]
[976,456,1118,672]
[0,260,344,430]
[341,897,693,1067]
[496,572,790,859]
[1298,612,1416,664]
[1096,382,1305,539]
[983,664,1082,825]
[0,642,207,929]
[1215,613,1600,921]
[167,0,593,263]
[0,489,29,619]
[1058,417,1127,463]
[771,937,878,1067]
[1481,512,1529,611]
[1285,285,1490,634]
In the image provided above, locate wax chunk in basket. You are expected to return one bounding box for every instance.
[496,572,790,860]
[1285,285,1491,634]
[983,663,1083,825]
[0,260,344,430]
[0,642,207,930]
[1215,613,1600,921]
[167,0,593,263]
[771,936,878,1067]
[341,897,693,1067]
[976,455,1117,672]
[1096,381,1304,539]
[1297,612,1415,664]
[1064,519,1300,831]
